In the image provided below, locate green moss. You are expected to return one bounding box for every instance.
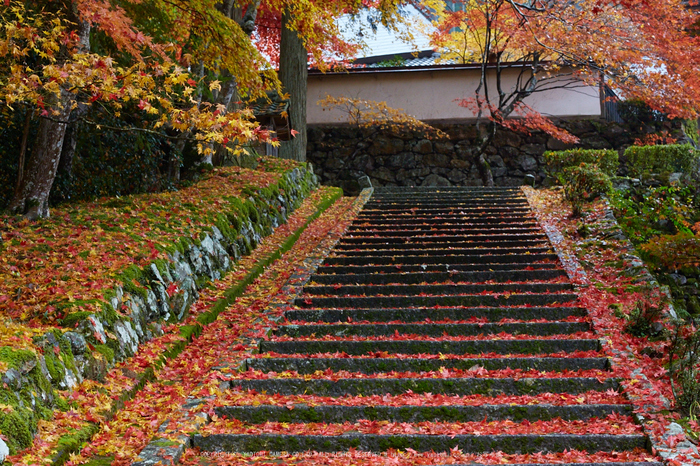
[118,264,148,300]
[60,311,93,329]
[99,301,118,325]
[54,395,70,412]
[151,438,181,447]
[0,346,37,371]
[92,344,115,363]
[179,324,200,340]
[82,456,116,466]
[0,409,35,454]
[44,353,66,381]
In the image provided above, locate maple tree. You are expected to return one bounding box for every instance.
[430,0,700,186]
[0,0,424,218]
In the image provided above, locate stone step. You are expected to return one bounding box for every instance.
[224,377,620,396]
[371,187,522,194]
[294,293,578,309]
[246,356,608,374]
[350,216,537,226]
[192,432,648,454]
[313,263,561,275]
[275,321,590,338]
[334,240,550,250]
[215,403,632,424]
[338,233,549,244]
[285,306,587,323]
[344,227,543,237]
[309,269,567,285]
[301,283,572,298]
[260,339,600,356]
[357,210,533,218]
[330,247,553,257]
[322,253,560,266]
[358,206,532,215]
[186,186,653,462]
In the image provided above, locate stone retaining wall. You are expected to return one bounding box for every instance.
[0,166,319,456]
[307,119,686,195]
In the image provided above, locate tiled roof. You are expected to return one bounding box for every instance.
[337,3,434,60]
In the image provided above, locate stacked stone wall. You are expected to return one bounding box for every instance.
[307,119,686,195]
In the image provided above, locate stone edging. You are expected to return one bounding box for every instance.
[129,188,373,465]
[523,187,700,466]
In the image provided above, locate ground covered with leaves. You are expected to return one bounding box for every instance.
[525,187,699,462]
[3,182,699,465]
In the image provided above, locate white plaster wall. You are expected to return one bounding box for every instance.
[307,66,601,125]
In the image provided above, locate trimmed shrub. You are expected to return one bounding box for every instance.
[624,144,698,177]
[543,148,619,185]
[564,163,613,216]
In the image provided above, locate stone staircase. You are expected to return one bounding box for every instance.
[192,187,659,465]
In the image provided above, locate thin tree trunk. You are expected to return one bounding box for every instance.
[475,121,496,187]
[57,120,79,177]
[278,9,308,162]
[13,109,32,199]
[8,90,73,219]
[8,3,89,219]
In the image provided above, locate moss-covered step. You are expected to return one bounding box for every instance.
[337,233,549,244]
[331,247,552,258]
[356,212,533,221]
[342,227,543,237]
[214,403,632,424]
[334,239,550,251]
[312,263,562,275]
[284,306,588,324]
[321,253,560,267]
[246,356,608,374]
[348,219,539,230]
[357,205,531,215]
[275,322,590,338]
[351,215,537,226]
[259,338,599,356]
[300,283,572,297]
[191,433,648,454]
[308,269,567,285]
[293,293,578,309]
[225,377,619,396]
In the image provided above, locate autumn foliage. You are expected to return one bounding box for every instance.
[428,0,700,185]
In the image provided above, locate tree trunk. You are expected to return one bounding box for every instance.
[475,121,495,187]
[8,3,89,219]
[278,10,308,162]
[8,90,73,219]
[13,109,33,199]
[57,120,79,177]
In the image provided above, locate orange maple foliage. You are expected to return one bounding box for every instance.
[430,0,700,162]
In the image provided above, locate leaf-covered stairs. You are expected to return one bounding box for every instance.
[192,187,659,465]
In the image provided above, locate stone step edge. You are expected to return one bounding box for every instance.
[191,433,650,454]
[214,403,633,423]
[284,306,589,323]
[275,321,591,337]
[223,377,621,396]
[246,356,609,374]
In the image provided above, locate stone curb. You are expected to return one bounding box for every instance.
[522,188,700,466]
[191,432,649,454]
[284,306,588,323]
[225,376,619,397]
[214,403,633,423]
[130,188,373,465]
